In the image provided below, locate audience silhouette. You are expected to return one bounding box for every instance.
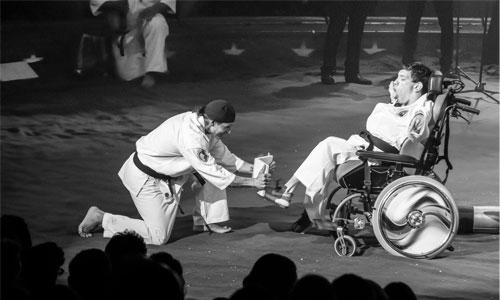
[242,253,297,300]
[290,274,333,300]
[384,281,418,300]
[0,214,421,300]
[20,241,66,299]
[114,255,184,300]
[229,284,275,300]
[68,248,113,300]
[1,214,32,256]
[104,230,148,268]
[332,273,377,300]
[150,251,186,296]
[1,239,31,300]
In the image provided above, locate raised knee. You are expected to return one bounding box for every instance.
[322,136,340,144]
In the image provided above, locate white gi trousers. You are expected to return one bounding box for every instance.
[103,154,230,245]
[113,14,169,81]
[293,136,362,221]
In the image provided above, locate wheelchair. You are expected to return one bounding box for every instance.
[324,72,480,259]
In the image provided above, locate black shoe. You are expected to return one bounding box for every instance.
[291,210,313,233]
[345,73,372,85]
[321,73,335,85]
[321,66,336,85]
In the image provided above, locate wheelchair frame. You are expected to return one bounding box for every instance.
[325,78,480,259]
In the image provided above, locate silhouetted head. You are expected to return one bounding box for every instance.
[1,215,32,253]
[21,242,65,293]
[1,239,22,285]
[105,230,147,267]
[291,274,333,300]
[114,256,183,300]
[243,253,297,300]
[150,251,186,295]
[332,273,375,300]
[365,279,389,300]
[384,281,417,300]
[229,284,274,300]
[68,248,112,299]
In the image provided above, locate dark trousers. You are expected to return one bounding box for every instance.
[482,1,499,65]
[402,0,454,70]
[322,1,373,74]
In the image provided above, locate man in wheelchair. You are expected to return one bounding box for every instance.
[261,62,476,258]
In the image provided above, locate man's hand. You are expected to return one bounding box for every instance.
[268,161,276,174]
[254,172,271,189]
[408,113,424,141]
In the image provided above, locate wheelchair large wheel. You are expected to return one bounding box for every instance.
[372,175,458,259]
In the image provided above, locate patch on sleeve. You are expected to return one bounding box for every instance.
[197,149,209,162]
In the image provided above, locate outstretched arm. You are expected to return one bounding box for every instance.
[230,172,271,189]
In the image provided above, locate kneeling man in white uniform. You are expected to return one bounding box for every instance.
[78,100,271,245]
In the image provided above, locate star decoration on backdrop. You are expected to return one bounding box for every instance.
[292,41,315,57]
[223,43,245,56]
[363,42,386,55]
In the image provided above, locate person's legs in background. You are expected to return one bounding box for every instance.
[321,1,349,84]
[343,1,372,85]
[141,14,169,88]
[402,1,425,65]
[434,0,454,74]
[482,1,499,75]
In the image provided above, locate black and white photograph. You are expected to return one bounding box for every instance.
[1,0,499,299]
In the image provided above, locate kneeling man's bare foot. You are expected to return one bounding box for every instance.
[78,206,105,238]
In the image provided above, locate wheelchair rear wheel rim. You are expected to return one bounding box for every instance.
[373,175,458,259]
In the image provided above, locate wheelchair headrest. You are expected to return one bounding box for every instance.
[427,71,443,101]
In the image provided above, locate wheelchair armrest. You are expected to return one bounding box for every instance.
[356,150,419,168]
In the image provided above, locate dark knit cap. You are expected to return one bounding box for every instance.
[204,99,236,123]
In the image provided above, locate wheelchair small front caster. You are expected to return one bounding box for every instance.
[334,235,357,257]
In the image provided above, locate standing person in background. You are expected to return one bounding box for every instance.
[402,0,454,75]
[320,0,376,85]
[89,0,176,88]
[78,100,272,245]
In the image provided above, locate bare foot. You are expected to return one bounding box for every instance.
[78,206,105,238]
[141,73,156,88]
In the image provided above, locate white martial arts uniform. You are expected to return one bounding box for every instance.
[90,0,176,81]
[104,111,244,245]
[294,94,433,220]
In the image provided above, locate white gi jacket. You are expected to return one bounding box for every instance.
[131,111,244,191]
[295,94,433,220]
[90,0,176,80]
[107,111,243,245]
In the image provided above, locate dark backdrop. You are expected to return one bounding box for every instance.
[1,0,497,19]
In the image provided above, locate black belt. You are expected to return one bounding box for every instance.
[359,130,399,154]
[133,152,172,181]
[133,152,206,186]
